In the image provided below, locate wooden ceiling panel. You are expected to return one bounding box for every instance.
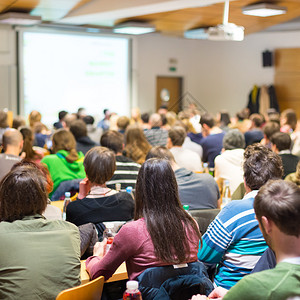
[0,0,300,37]
[123,0,300,36]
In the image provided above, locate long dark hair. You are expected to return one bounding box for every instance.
[135,158,201,263]
[20,127,42,160]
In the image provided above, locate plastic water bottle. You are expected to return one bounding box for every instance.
[123,281,142,300]
[62,192,71,221]
[183,204,191,216]
[221,180,231,208]
[103,223,115,254]
[203,163,209,174]
[126,186,134,199]
[115,183,121,192]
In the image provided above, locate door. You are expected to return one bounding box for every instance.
[156,76,183,113]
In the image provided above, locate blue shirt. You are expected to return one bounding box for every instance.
[200,132,225,168]
[197,191,267,289]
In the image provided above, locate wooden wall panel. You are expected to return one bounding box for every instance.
[275,49,300,117]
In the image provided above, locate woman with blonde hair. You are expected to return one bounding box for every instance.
[41,129,85,197]
[124,125,151,164]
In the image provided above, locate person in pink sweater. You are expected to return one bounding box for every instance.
[86,158,201,281]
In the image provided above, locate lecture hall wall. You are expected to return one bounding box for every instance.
[1,24,300,118]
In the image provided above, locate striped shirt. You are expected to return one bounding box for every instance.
[106,155,140,191]
[198,190,267,290]
[144,127,168,146]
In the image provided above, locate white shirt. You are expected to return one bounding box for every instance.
[214,148,244,194]
[170,147,203,172]
[182,136,203,159]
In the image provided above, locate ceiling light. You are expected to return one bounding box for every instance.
[0,12,42,25]
[184,28,209,39]
[113,22,155,35]
[242,3,287,17]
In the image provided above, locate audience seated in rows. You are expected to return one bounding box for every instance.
[123,124,152,164]
[244,113,264,146]
[270,132,299,178]
[0,164,81,299]
[214,129,245,194]
[100,130,140,191]
[0,129,22,180]
[86,159,202,286]
[41,129,85,197]
[144,113,168,146]
[197,144,283,289]
[66,147,134,237]
[200,113,225,168]
[70,119,98,155]
[146,146,219,210]
[168,126,203,172]
[192,180,300,300]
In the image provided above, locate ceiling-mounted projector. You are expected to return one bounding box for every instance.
[185,0,244,41]
[208,23,244,41]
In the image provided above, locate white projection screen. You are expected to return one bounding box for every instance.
[19,30,131,125]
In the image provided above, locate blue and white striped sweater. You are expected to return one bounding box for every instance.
[198,190,268,290]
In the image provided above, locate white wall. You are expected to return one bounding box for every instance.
[1,25,300,118]
[136,30,300,115]
[0,25,17,113]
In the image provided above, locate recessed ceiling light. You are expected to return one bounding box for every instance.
[242,3,287,17]
[0,12,42,25]
[113,22,155,35]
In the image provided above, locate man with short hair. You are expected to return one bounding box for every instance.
[214,129,245,193]
[271,131,299,178]
[260,121,280,148]
[197,144,283,290]
[0,129,23,180]
[70,119,97,155]
[100,130,140,191]
[53,110,68,130]
[193,180,300,300]
[144,113,168,146]
[200,113,225,168]
[244,113,264,147]
[146,146,219,210]
[167,126,202,172]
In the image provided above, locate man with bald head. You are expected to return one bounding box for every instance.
[144,113,168,146]
[0,129,23,180]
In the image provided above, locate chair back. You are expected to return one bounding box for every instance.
[51,179,82,201]
[137,261,213,300]
[56,276,104,300]
[190,209,220,234]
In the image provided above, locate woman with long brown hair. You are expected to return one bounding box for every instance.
[124,124,151,164]
[86,158,202,283]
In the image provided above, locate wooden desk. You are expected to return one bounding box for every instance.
[81,260,128,285]
[51,200,64,212]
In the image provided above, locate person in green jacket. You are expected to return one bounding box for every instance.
[192,179,300,300]
[0,164,81,300]
[41,129,86,197]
